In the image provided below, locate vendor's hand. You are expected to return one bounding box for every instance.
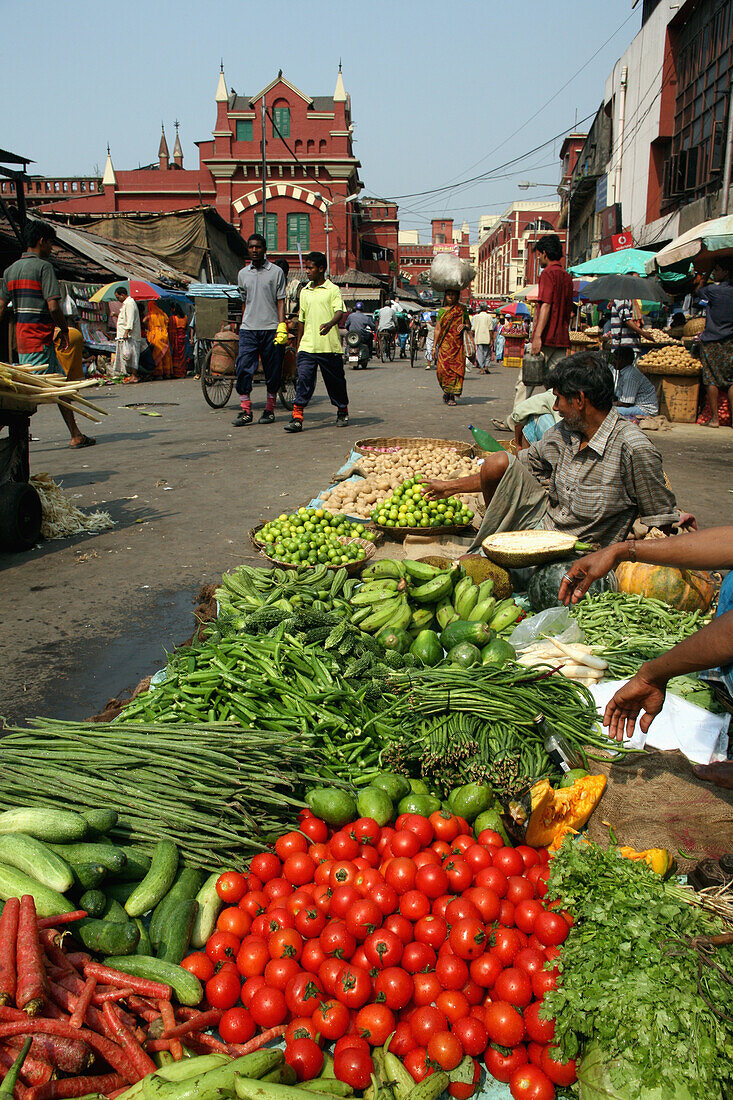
[558,547,619,605]
[530,337,542,356]
[422,479,457,502]
[676,512,698,531]
[56,330,70,351]
[319,321,333,336]
[603,672,666,742]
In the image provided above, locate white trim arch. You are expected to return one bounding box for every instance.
[233,185,328,215]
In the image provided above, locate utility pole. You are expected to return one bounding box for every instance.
[721,88,733,216]
[261,98,267,224]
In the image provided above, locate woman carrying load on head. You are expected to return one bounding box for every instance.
[433,289,474,406]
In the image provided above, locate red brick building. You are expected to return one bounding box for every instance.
[476,203,565,299]
[398,218,471,290]
[35,67,397,281]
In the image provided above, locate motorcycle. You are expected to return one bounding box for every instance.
[346,331,371,370]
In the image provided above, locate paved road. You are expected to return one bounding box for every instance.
[2,353,732,724]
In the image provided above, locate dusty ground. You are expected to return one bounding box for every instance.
[2,353,732,724]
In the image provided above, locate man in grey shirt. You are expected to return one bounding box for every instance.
[233,233,287,425]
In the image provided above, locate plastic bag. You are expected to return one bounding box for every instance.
[508,606,585,651]
[429,253,476,292]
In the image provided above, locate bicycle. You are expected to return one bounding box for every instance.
[200,335,297,411]
[409,326,420,368]
[379,330,396,363]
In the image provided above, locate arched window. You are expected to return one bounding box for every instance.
[294,140,303,153]
[319,139,327,153]
[272,99,290,138]
[307,140,315,154]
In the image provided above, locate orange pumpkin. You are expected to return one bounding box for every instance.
[526,775,607,848]
[615,561,715,613]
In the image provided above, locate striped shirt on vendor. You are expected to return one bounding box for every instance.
[0,251,60,353]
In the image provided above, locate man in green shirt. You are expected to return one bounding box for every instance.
[284,252,347,434]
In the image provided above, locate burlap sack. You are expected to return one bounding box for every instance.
[586,748,733,869]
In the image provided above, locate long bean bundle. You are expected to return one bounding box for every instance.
[0,720,331,870]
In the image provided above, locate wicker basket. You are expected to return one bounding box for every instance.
[373,520,476,541]
[683,317,706,337]
[354,436,475,458]
[652,374,701,424]
[637,350,700,376]
[248,523,378,574]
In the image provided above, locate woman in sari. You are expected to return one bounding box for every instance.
[434,289,474,405]
[168,304,188,379]
[144,301,172,379]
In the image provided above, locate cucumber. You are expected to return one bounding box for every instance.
[190,872,223,949]
[0,808,88,843]
[149,867,204,949]
[101,898,128,923]
[46,842,126,875]
[103,881,137,906]
[79,890,107,918]
[117,1055,230,1100]
[0,863,74,917]
[102,954,202,1006]
[125,840,178,918]
[81,809,118,834]
[157,898,199,965]
[133,917,152,957]
[0,834,74,893]
[116,847,152,882]
[76,919,140,955]
[70,862,107,891]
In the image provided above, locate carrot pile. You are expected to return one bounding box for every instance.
[0,895,274,1099]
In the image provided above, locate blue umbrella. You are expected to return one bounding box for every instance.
[501,302,530,318]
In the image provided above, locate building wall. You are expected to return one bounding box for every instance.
[476,202,561,298]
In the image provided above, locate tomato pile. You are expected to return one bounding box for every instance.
[183,808,577,1100]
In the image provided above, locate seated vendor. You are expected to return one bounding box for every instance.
[611,346,659,421]
[424,351,679,550]
[506,386,560,450]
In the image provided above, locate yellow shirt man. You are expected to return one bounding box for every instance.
[298,279,345,354]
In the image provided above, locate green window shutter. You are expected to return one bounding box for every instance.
[254,213,278,251]
[236,119,253,142]
[273,107,290,138]
[287,213,309,252]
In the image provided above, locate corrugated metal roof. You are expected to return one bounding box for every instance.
[187,282,241,298]
[40,219,190,287]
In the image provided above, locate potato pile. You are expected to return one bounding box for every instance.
[637,345,700,376]
[640,329,683,346]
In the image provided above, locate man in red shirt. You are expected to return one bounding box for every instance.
[528,233,573,385]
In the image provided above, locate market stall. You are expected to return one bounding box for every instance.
[0,433,730,1100]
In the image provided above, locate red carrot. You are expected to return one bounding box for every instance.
[0,1009,24,1023]
[5,1032,90,1075]
[63,955,89,970]
[0,1043,53,1087]
[69,977,96,1030]
[0,899,19,1007]
[157,1001,182,1062]
[92,987,133,1006]
[37,931,61,952]
[101,1004,156,1082]
[36,914,86,931]
[26,1073,125,1100]
[53,976,82,995]
[0,1021,135,1084]
[16,897,46,1017]
[161,1009,222,1040]
[39,938,75,979]
[123,997,159,1023]
[82,964,171,1001]
[41,1003,67,1022]
[234,1024,287,1054]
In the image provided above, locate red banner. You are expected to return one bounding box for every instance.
[611,231,633,251]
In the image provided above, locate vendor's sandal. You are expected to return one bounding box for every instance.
[447,397,457,406]
[70,435,96,448]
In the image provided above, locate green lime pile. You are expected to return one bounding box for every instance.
[371,478,474,529]
[258,508,375,566]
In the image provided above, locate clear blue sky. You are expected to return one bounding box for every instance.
[3,0,640,237]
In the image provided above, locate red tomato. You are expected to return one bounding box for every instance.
[412,971,442,1005]
[355,868,383,897]
[491,928,523,968]
[351,945,370,970]
[285,971,323,1016]
[445,858,473,893]
[269,928,303,961]
[240,975,265,1007]
[239,890,268,918]
[401,941,436,974]
[285,1037,324,1082]
[384,913,414,944]
[205,968,241,1010]
[254,909,293,938]
[295,906,326,940]
[400,890,430,922]
[527,1042,545,1068]
[319,957,347,998]
[464,886,501,924]
[452,835,474,855]
[432,839,452,860]
[216,871,248,904]
[330,831,360,861]
[180,952,214,982]
[413,849,440,869]
[314,861,334,886]
[264,957,300,990]
[492,848,525,877]
[535,866,551,899]
[540,1046,576,1086]
[401,814,434,847]
[404,1047,432,1083]
[288,888,316,917]
[312,884,332,916]
[534,912,569,948]
[445,898,481,925]
[330,885,360,920]
[415,863,449,899]
[514,947,546,978]
[429,811,461,842]
[377,827,395,854]
[333,1046,374,1090]
[485,1044,528,1084]
[264,878,293,904]
[391,830,421,858]
[514,899,544,935]
[449,918,486,960]
[250,985,288,1027]
[427,1030,463,1071]
[449,1058,481,1100]
[371,879,399,916]
[355,1003,395,1046]
[509,1064,555,1100]
[431,895,454,921]
[313,997,350,1040]
[493,967,533,1009]
[463,844,493,874]
[330,861,359,890]
[320,921,356,960]
[507,875,534,906]
[285,1017,321,1046]
[374,966,414,1010]
[475,866,508,897]
[350,817,380,847]
[514,845,541,870]
[461,978,484,1006]
[452,1015,488,1057]
[389,1020,417,1057]
[283,853,316,887]
[275,831,308,860]
[385,857,417,895]
[436,954,469,990]
[219,1006,256,1044]
[206,930,241,965]
[531,965,559,999]
[334,1035,370,1058]
[345,899,383,942]
[435,989,470,1024]
[414,914,448,950]
[469,952,503,989]
[364,928,403,970]
[250,854,282,883]
[523,1001,556,1044]
[300,816,328,843]
[476,829,505,850]
[335,964,372,1010]
[410,1005,448,1046]
[359,845,380,869]
[301,939,326,973]
[484,1000,526,1047]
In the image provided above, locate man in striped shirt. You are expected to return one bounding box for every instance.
[0,221,91,446]
[609,299,644,351]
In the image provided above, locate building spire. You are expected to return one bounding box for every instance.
[334,61,347,103]
[215,61,228,102]
[158,123,170,159]
[173,120,183,166]
[102,145,117,187]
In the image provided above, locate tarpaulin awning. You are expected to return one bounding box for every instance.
[645,215,733,271]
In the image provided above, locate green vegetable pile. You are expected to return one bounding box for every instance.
[256,508,375,566]
[570,591,709,678]
[371,477,474,529]
[546,837,733,1099]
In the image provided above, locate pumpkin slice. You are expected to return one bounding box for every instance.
[526,774,607,848]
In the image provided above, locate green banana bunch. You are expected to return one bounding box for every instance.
[350,579,404,606]
[361,559,405,581]
[468,596,496,623]
[410,572,454,605]
[360,595,411,634]
[403,559,443,583]
[410,607,434,630]
[436,597,459,631]
[453,576,479,619]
